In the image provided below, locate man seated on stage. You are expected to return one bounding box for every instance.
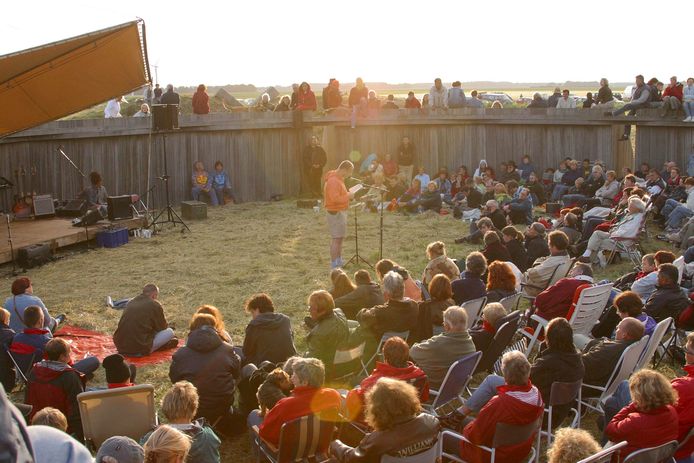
[113,284,177,356]
[78,171,108,216]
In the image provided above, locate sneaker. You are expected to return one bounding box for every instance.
[597,252,608,269]
[666,233,681,243]
[684,117,693,122]
[105,296,114,307]
[55,314,67,325]
[454,237,468,244]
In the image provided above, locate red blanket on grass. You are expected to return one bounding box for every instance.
[54,324,179,366]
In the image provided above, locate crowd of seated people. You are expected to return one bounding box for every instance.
[7,169,694,463]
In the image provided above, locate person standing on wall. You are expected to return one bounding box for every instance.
[303,135,327,198]
[324,161,355,269]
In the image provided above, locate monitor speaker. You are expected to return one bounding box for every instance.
[152,104,179,131]
[107,195,133,221]
[57,199,87,217]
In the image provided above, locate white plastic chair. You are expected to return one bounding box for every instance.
[576,441,628,463]
[635,317,673,371]
[498,293,521,313]
[333,341,368,381]
[622,440,678,463]
[580,336,649,414]
[521,283,613,355]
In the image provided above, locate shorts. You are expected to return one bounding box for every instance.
[326,210,347,238]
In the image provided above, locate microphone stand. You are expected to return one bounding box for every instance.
[352,178,390,261]
[5,213,23,276]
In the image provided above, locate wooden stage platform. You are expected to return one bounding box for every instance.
[0,216,145,265]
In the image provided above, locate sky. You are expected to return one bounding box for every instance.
[1,0,690,88]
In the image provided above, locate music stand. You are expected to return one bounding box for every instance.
[354,180,390,261]
[344,202,373,269]
[148,104,190,232]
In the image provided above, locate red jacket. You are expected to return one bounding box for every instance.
[605,402,679,460]
[663,83,684,102]
[345,361,429,422]
[534,277,592,322]
[26,360,84,438]
[405,97,421,109]
[192,90,210,114]
[259,385,341,446]
[672,364,694,459]
[297,85,317,111]
[461,382,544,463]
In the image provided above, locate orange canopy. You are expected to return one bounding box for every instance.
[0,20,151,138]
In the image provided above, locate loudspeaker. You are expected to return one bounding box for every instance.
[57,199,87,217]
[152,104,179,131]
[33,194,55,217]
[107,195,133,221]
[18,244,51,269]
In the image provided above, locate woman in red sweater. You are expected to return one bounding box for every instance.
[605,369,679,461]
[296,82,317,111]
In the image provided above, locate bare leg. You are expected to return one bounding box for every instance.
[331,238,343,263]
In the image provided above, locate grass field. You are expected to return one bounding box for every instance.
[9,200,682,460]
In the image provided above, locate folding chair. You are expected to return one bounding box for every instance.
[580,336,649,415]
[498,293,521,313]
[439,415,543,463]
[537,380,582,450]
[622,440,678,463]
[576,441,628,463]
[475,311,521,374]
[676,428,694,461]
[332,341,368,383]
[492,338,528,376]
[521,283,613,355]
[4,346,34,390]
[253,412,337,463]
[380,442,439,463]
[364,331,410,369]
[607,213,648,267]
[461,297,487,330]
[425,351,482,411]
[674,256,685,284]
[516,263,568,311]
[635,317,673,371]
[77,384,157,450]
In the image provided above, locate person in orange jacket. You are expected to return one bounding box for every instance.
[324,160,355,268]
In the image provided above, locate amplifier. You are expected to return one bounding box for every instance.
[18,243,52,269]
[107,195,133,221]
[33,194,55,218]
[152,104,179,131]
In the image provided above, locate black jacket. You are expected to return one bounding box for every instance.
[414,298,456,342]
[170,326,241,421]
[485,288,516,304]
[160,90,180,105]
[581,338,635,391]
[0,324,15,392]
[525,235,550,269]
[335,283,385,320]
[547,92,561,108]
[303,145,327,172]
[527,181,546,206]
[330,413,440,463]
[644,284,690,322]
[531,346,585,426]
[487,209,507,231]
[357,299,419,341]
[242,312,297,366]
[451,271,486,306]
[505,238,528,272]
[482,242,511,266]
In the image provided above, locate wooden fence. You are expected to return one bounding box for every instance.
[1,108,691,206]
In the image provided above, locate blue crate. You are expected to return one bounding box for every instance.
[96,228,129,248]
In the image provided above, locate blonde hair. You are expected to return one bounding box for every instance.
[161,381,199,422]
[629,369,678,412]
[426,241,446,259]
[143,425,192,463]
[365,378,421,431]
[547,428,601,463]
[0,307,9,325]
[482,303,507,327]
[31,407,67,431]
[308,290,335,318]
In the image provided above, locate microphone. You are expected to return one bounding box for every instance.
[348,176,363,183]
